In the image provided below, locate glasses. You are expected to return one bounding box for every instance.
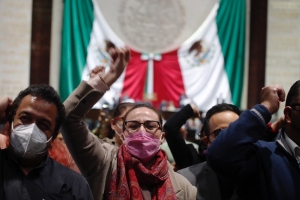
[124,120,161,134]
[207,128,225,142]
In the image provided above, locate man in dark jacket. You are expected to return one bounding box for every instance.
[174,103,241,200]
[207,81,300,200]
[169,102,282,200]
[0,85,93,200]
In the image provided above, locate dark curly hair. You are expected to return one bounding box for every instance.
[9,84,65,140]
[285,80,300,107]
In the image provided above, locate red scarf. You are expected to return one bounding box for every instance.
[108,145,177,200]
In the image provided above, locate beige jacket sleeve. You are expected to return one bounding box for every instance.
[62,81,118,200]
[168,163,197,200]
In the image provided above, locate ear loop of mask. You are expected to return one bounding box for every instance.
[10,122,25,152]
[158,132,164,149]
[114,131,123,141]
[115,122,124,140]
[37,136,52,155]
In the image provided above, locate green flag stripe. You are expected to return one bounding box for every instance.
[60,0,72,95]
[77,0,92,45]
[82,0,94,28]
[71,1,88,76]
[59,0,94,101]
[231,0,245,107]
[217,0,246,107]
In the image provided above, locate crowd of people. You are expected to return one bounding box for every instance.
[0,47,299,200]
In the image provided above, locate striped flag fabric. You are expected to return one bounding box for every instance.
[59,0,245,111]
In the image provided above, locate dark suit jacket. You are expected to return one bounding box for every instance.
[177,162,240,200]
[164,105,206,170]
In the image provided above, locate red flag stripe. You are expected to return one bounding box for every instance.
[122,50,148,102]
[153,50,185,108]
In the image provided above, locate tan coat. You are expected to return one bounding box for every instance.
[62,81,197,200]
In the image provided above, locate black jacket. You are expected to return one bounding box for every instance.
[164,104,205,169]
[0,149,93,200]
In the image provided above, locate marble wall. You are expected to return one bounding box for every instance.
[0,0,32,98]
[266,0,300,117]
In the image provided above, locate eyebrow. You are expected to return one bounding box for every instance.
[126,120,159,122]
[18,111,52,128]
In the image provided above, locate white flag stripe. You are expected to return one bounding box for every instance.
[82,0,126,108]
[178,3,232,112]
[181,4,219,48]
[83,1,232,111]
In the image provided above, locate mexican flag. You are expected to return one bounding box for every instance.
[60,0,245,111]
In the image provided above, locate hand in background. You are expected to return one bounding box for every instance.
[89,66,106,79]
[0,96,13,124]
[0,123,10,149]
[103,47,131,86]
[190,104,200,118]
[260,85,285,115]
[271,116,285,132]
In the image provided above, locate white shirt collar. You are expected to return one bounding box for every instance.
[284,131,300,160]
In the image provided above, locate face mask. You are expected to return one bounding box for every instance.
[125,131,161,161]
[10,123,52,159]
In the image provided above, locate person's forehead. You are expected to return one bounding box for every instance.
[126,107,159,121]
[209,111,239,129]
[16,95,57,122]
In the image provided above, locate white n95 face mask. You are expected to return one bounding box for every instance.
[10,123,52,159]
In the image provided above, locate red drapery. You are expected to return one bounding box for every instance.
[122,50,185,108]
